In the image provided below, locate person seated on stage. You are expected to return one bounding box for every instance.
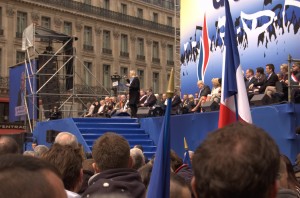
[110,94,129,116]
[254,64,279,99]
[138,89,147,107]
[248,66,266,91]
[244,68,257,101]
[192,80,211,112]
[290,63,300,103]
[84,99,100,117]
[140,88,157,108]
[171,89,182,115]
[181,94,193,114]
[207,78,221,104]
[96,100,108,117]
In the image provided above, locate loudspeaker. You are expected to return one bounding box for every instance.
[201,101,219,112]
[137,107,151,118]
[250,94,270,106]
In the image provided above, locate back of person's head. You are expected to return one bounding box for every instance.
[92,132,130,171]
[34,145,49,157]
[134,144,144,152]
[279,154,300,191]
[138,163,153,189]
[130,147,145,170]
[170,173,191,198]
[0,136,19,155]
[170,150,183,172]
[54,132,78,148]
[0,154,66,198]
[41,143,83,192]
[23,150,36,157]
[192,122,280,198]
[256,67,265,74]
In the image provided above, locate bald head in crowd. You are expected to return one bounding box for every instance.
[54,132,78,148]
[191,122,280,198]
[0,136,19,155]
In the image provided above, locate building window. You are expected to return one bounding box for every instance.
[167,44,174,65]
[83,61,92,86]
[104,0,110,10]
[0,49,2,75]
[120,67,128,85]
[153,12,158,23]
[137,8,143,18]
[137,69,144,89]
[152,41,160,63]
[64,21,72,36]
[153,72,159,94]
[41,16,51,29]
[167,16,173,26]
[103,30,111,54]
[16,51,25,64]
[0,7,3,35]
[84,26,93,51]
[103,64,110,89]
[120,34,128,57]
[137,38,145,61]
[121,4,127,15]
[16,11,27,38]
[84,0,91,4]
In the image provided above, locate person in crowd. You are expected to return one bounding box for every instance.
[170,173,192,198]
[138,163,153,189]
[140,88,157,108]
[256,63,279,98]
[0,136,19,155]
[0,154,67,198]
[23,150,36,156]
[82,132,145,198]
[171,89,182,115]
[171,150,193,184]
[249,66,267,90]
[181,94,190,114]
[208,78,221,103]
[84,99,100,117]
[34,145,49,157]
[192,80,211,112]
[277,154,300,197]
[96,99,108,117]
[130,147,145,170]
[126,70,140,118]
[191,122,280,198]
[245,68,257,90]
[54,131,78,148]
[111,94,129,116]
[79,158,95,194]
[138,89,147,107]
[134,144,149,163]
[291,63,300,103]
[41,144,83,198]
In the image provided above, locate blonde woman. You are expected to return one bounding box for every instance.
[208,78,221,103]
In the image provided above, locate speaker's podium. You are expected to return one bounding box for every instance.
[201,101,220,112]
[250,94,271,106]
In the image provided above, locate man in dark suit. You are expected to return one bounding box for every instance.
[171,89,182,115]
[192,80,211,112]
[254,64,279,98]
[140,88,157,107]
[245,68,257,101]
[126,70,140,118]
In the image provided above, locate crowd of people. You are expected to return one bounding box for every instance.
[1,122,300,197]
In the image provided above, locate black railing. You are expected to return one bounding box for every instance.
[152,57,160,64]
[30,0,174,34]
[102,48,112,54]
[167,60,174,65]
[83,44,94,51]
[120,51,129,58]
[137,54,145,61]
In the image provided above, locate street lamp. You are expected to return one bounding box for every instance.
[110,73,121,97]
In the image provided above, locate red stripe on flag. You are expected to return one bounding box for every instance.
[218,104,236,127]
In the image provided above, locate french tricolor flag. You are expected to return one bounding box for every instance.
[218,0,252,128]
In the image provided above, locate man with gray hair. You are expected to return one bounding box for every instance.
[130,147,145,170]
[34,145,49,157]
[54,132,78,148]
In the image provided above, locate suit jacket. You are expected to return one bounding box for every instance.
[171,94,182,114]
[253,74,266,87]
[199,85,211,97]
[259,72,279,93]
[128,77,140,105]
[143,93,157,107]
[245,76,257,90]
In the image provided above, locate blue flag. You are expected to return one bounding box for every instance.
[183,150,192,168]
[146,97,172,198]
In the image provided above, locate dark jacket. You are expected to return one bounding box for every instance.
[199,85,211,97]
[128,77,140,105]
[259,72,279,93]
[82,168,145,198]
[143,93,157,107]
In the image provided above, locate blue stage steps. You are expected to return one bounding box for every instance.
[73,118,156,159]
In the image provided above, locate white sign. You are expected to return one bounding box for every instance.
[15,105,26,116]
[112,81,119,87]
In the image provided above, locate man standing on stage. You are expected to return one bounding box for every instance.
[126,70,140,118]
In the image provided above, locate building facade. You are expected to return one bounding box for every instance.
[0,0,176,99]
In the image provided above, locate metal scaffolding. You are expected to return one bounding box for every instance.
[174,0,181,91]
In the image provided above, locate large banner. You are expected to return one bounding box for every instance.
[9,60,37,122]
[181,0,300,95]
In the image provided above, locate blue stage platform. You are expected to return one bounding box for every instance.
[33,103,300,161]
